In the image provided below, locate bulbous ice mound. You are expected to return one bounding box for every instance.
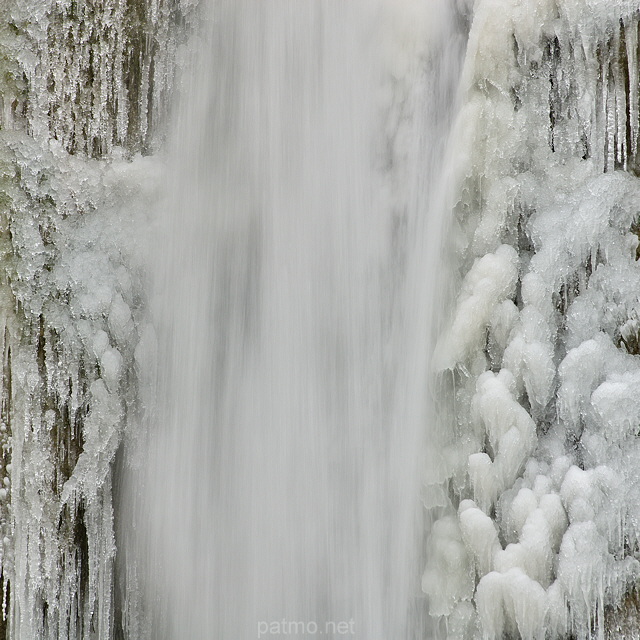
[424,0,640,638]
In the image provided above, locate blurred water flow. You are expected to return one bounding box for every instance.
[145,2,464,638]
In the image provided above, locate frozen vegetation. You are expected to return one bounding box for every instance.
[425,0,640,638]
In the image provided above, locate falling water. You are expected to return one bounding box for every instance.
[138,2,464,639]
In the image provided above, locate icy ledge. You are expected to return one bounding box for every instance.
[424,1,640,639]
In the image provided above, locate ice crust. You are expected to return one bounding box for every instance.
[425,0,640,638]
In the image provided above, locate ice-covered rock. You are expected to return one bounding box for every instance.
[424,0,640,636]
[0,0,195,635]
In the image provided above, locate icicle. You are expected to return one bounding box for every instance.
[613,25,626,169]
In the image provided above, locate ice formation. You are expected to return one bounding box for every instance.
[0,0,194,637]
[1,0,640,637]
[425,0,640,638]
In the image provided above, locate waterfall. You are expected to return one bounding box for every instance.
[138,1,463,639]
[3,0,640,639]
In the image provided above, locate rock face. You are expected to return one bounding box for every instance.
[424,1,640,638]
[606,592,640,640]
[0,1,192,638]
